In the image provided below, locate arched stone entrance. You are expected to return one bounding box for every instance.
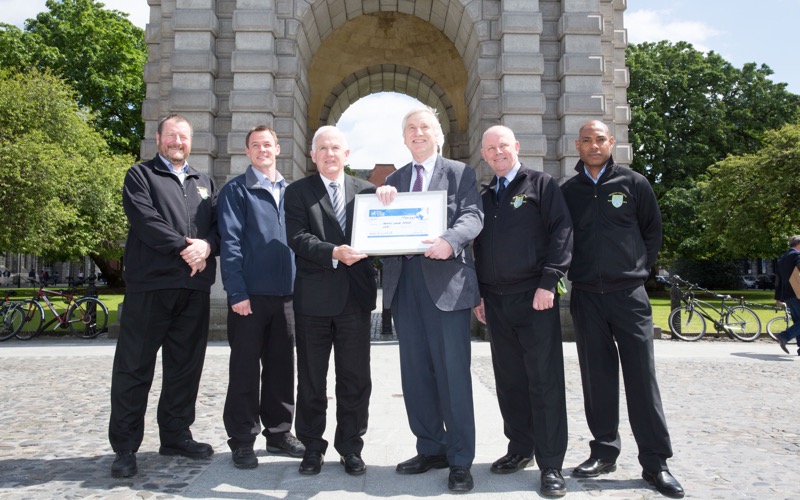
[142,0,630,185]
[141,0,630,337]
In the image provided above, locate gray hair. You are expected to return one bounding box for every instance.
[402,106,444,148]
[789,235,800,248]
[311,125,348,151]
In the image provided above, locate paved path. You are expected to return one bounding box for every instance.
[0,334,798,499]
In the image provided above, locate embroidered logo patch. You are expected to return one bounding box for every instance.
[609,192,626,208]
[197,186,210,200]
[511,194,526,208]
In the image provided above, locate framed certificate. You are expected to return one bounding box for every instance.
[351,191,448,255]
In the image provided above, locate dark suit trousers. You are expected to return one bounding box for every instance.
[109,289,210,452]
[223,295,296,450]
[483,289,567,469]
[392,256,476,467]
[295,307,371,456]
[570,286,673,472]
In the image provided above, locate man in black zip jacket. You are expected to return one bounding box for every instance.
[472,126,572,498]
[561,120,684,499]
[109,114,219,478]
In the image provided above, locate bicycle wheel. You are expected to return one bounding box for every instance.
[766,316,788,342]
[16,299,44,340]
[67,297,108,339]
[668,305,706,341]
[0,305,24,341]
[725,306,761,341]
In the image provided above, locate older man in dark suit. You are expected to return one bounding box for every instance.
[376,106,484,493]
[284,125,377,477]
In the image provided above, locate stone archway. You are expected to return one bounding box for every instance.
[317,64,459,157]
[142,0,631,187]
[140,0,631,337]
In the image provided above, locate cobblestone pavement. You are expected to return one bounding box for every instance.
[0,331,798,499]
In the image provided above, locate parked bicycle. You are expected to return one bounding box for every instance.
[765,303,797,343]
[668,276,761,341]
[16,286,108,340]
[0,291,24,341]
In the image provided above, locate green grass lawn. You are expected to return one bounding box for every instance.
[649,288,783,335]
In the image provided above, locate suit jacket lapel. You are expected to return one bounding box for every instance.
[396,163,414,193]
[343,175,359,239]
[312,174,341,235]
[428,156,446,191]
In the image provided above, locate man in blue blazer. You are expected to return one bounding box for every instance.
[284,126,377,477]
[376,106,484,493]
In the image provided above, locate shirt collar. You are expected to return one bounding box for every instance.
[583,161,610,184]
[250,166,285,188]
[414,154,438,173]
[158,154,189,174]
[498,162,521,185]
[320,173,345,189]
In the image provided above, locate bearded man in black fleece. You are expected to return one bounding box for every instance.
[561,120,684,499]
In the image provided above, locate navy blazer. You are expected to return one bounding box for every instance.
[285,173,377,317]
[381,156,484,312]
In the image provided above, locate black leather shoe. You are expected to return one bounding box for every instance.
[643,470,685,498]
[232,447,258,469]
[267,433,305,458]
[299,450,324,475]
[159,439,214,459]
[395,454,449,474]
[490,453,533,474]
[448,466,474,492]
[340,453,366,475]
[777,335,790,354]
[540,468,566,497]
[572,457,617,477]
[111,450,137,478]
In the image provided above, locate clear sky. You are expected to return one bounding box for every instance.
[3,1,797,168]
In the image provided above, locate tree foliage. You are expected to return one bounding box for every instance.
[0,69,130,284]
[0,0,146,157]
[697,122,800,259]
[626,41,800,262]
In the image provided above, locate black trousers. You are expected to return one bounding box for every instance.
[392,256,475,467]
[483,289,567,469]
[108,289,210,452]
[223,295,296,450]
[570,286,673,472]
[294,308,371,456]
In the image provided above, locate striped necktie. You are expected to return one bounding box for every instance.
[330,181,345,231]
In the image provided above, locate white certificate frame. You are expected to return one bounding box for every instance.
[351,191,447,255]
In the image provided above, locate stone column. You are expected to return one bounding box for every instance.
[170,0,220,176]
[227,0,279,183]
[498,1,547,172]
[556,0,605,179]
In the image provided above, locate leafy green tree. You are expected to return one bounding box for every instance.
[697,122,800,259]
[0,69,130,286]
[0,0,146,157]
[626,41,800,263]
